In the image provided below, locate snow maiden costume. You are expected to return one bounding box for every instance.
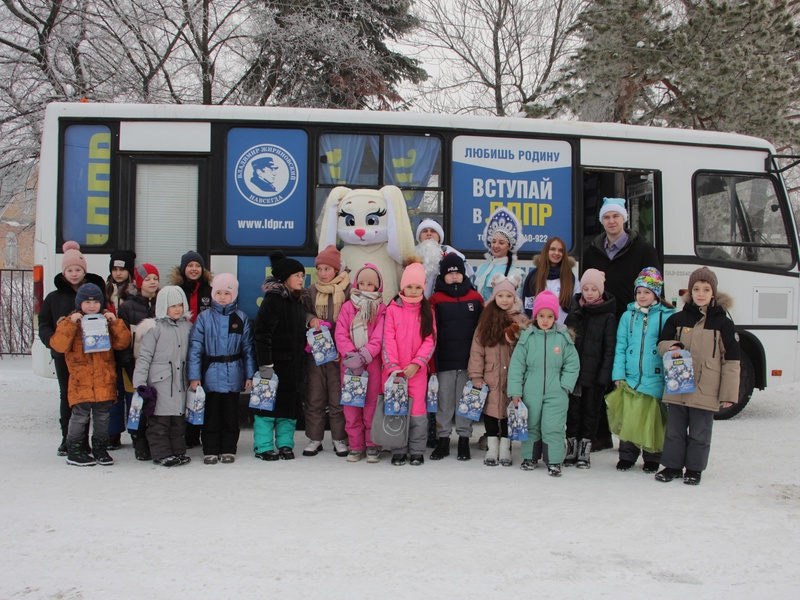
[472,206,525,302]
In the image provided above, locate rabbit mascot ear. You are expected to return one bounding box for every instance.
[318,186,352,250]
[381,185,415,266]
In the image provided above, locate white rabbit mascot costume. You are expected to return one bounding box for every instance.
[318,185,415,302]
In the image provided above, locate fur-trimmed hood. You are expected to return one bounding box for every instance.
[169,265,213,287]
[680,290,733,312]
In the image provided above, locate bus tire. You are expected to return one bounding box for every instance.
[714,351,755,420]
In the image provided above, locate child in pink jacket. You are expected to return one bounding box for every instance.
[382,259,437,466]
[335,264,387,464]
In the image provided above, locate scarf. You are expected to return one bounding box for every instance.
[399,292,424,304]
[314,271,350,322]
[579,294,604,307]
[349,290,382,349]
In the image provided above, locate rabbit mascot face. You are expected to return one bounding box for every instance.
[318,185,415,302]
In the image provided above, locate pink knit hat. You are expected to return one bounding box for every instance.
[356,263,383,292]
[400,261,426,291]
[315,244,341,272]
[580,269,605,296]
[533,290,560,318]
[489,273,521,302]
[61,241,87,275]
[212,273,239,302]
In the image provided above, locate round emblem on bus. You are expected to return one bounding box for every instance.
[235,144,299,207]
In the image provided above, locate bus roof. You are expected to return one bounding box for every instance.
[44,102,775,152]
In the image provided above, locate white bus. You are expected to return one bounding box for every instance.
[33,102,800,418]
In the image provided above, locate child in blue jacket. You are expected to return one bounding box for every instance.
[609,267,674,473]
[188,274,257,465]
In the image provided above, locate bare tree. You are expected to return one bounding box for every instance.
[409,0,583,116]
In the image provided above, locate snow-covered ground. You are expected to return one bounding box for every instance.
[1,354,799,599]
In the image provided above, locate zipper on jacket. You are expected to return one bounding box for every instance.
[634,312,648,391]
[542,329,548,396]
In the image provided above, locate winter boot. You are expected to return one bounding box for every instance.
[499,437,512,467]
[484,436,499,466]
[107,434,122,450]
[66,438,96,467]
[457,436,471,461]
[683,470,702,485]
[564,437,579,466]
[655,467,683,483]
[92,436,114,466]
[430,437,450,460]
[547,463,562,477]
[57,437,68,456]
[576,438,592,469]
[132,433,151,461]
[478,433,488,451]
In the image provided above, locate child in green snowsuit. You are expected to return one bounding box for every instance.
[508,290,579,477]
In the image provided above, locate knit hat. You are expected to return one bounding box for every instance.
[270,251,305,283]
[75,282,104,310]
[439,252,466,279]
[489,273,521,302]
[355,263,383,292]
[416,219,444,243]
[482,207,524,255]
[532,290,560,319]
[134,264,160,289]
[212,273,239,302]
[109,249,136,276]
[580,268,606,296]
[400,260,426,291]
[61,241,87,275]
[688,267,718,297]
[634,267,663,298]
[599,197,629,223]
[315,244,342,272]
[155,286,189,319]
[180,251,205,275]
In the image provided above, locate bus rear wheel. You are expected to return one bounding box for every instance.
[714,351,755,420]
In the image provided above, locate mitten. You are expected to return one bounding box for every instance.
[357,347,373,365]
[342,352,364,370]
[504,322,521,341]
[137,385,158,417]
[259,365,275,380]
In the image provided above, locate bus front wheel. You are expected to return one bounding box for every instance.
[714,351,755,420]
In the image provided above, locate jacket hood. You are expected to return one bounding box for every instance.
[53,271,105,294]
[521,321,575,343]
[211,299,239,315]
[624,297,674,314]
[433,277,475,298]
[680,291,733,313]
[570,291,616,315]
[169,265,213,287]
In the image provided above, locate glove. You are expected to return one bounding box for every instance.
[357,347,373,365]
[349,365,365,376]
[259,365,275,380]
[136,385,157,417]
[504,322,521,342]
[342,352,364,371]
[472,378,484,390]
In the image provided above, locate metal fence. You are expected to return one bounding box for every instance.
[0,269,33,355]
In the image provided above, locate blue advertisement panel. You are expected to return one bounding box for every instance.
[226,128,308,247]
[451,136,572,253]
[236,255,316,321]
[62,125,111,246]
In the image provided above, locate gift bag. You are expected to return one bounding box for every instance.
[426,374,439,412]
[127,391,144,430]
[81,314,111,353]
[456,381,489,421]
[384,375,409,416]
[508,401,529,441]
[341,370,368,408]
[664,350,696,394]
[370,393,409,449]
[185,385,206,425]
[605,381,667,453]
[307,325,339,366]
[249,372,278,411]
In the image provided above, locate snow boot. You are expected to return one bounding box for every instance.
[107,434,122,451]
[655,467,682,482]
[520,459,538,471]
[478,433,488,451]
[642,461,660,474]
[430,437,450,460]
[564,437,578,466]
[576,438,592,469]
[66,438,96,467]
[484,436,499,466]
[457,436,471,461]
[132,433,151,461]
[57,437,68,457]
[92,436,114,466]
[616,459,634,471]
[499,437,512,467]
[547,463,562,477]
[683,470,702,485]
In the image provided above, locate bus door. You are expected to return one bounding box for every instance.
[581,168,661,263]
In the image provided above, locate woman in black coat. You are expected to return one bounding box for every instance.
[253,252,309,460]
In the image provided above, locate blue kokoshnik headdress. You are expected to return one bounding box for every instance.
[482,206,524,258]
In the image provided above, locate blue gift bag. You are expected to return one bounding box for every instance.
[307,325,339,366]
[456,381,488,421]
[426,374,439,412]
[185,385,206,425]
[127,392,143,430]
[81,314,111,353]
[664,350,696,394]
[508,401,529,441]
[384,376,409,416]
[249,372,278,411]
[341,370,368,408]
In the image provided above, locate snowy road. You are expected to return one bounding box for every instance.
[1,354,798,598]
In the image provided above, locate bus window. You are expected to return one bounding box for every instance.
[61,124,112,247]
[695,173,793,268]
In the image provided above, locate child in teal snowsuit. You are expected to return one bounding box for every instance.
[508,290,579,477]
[609,267,675,473]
